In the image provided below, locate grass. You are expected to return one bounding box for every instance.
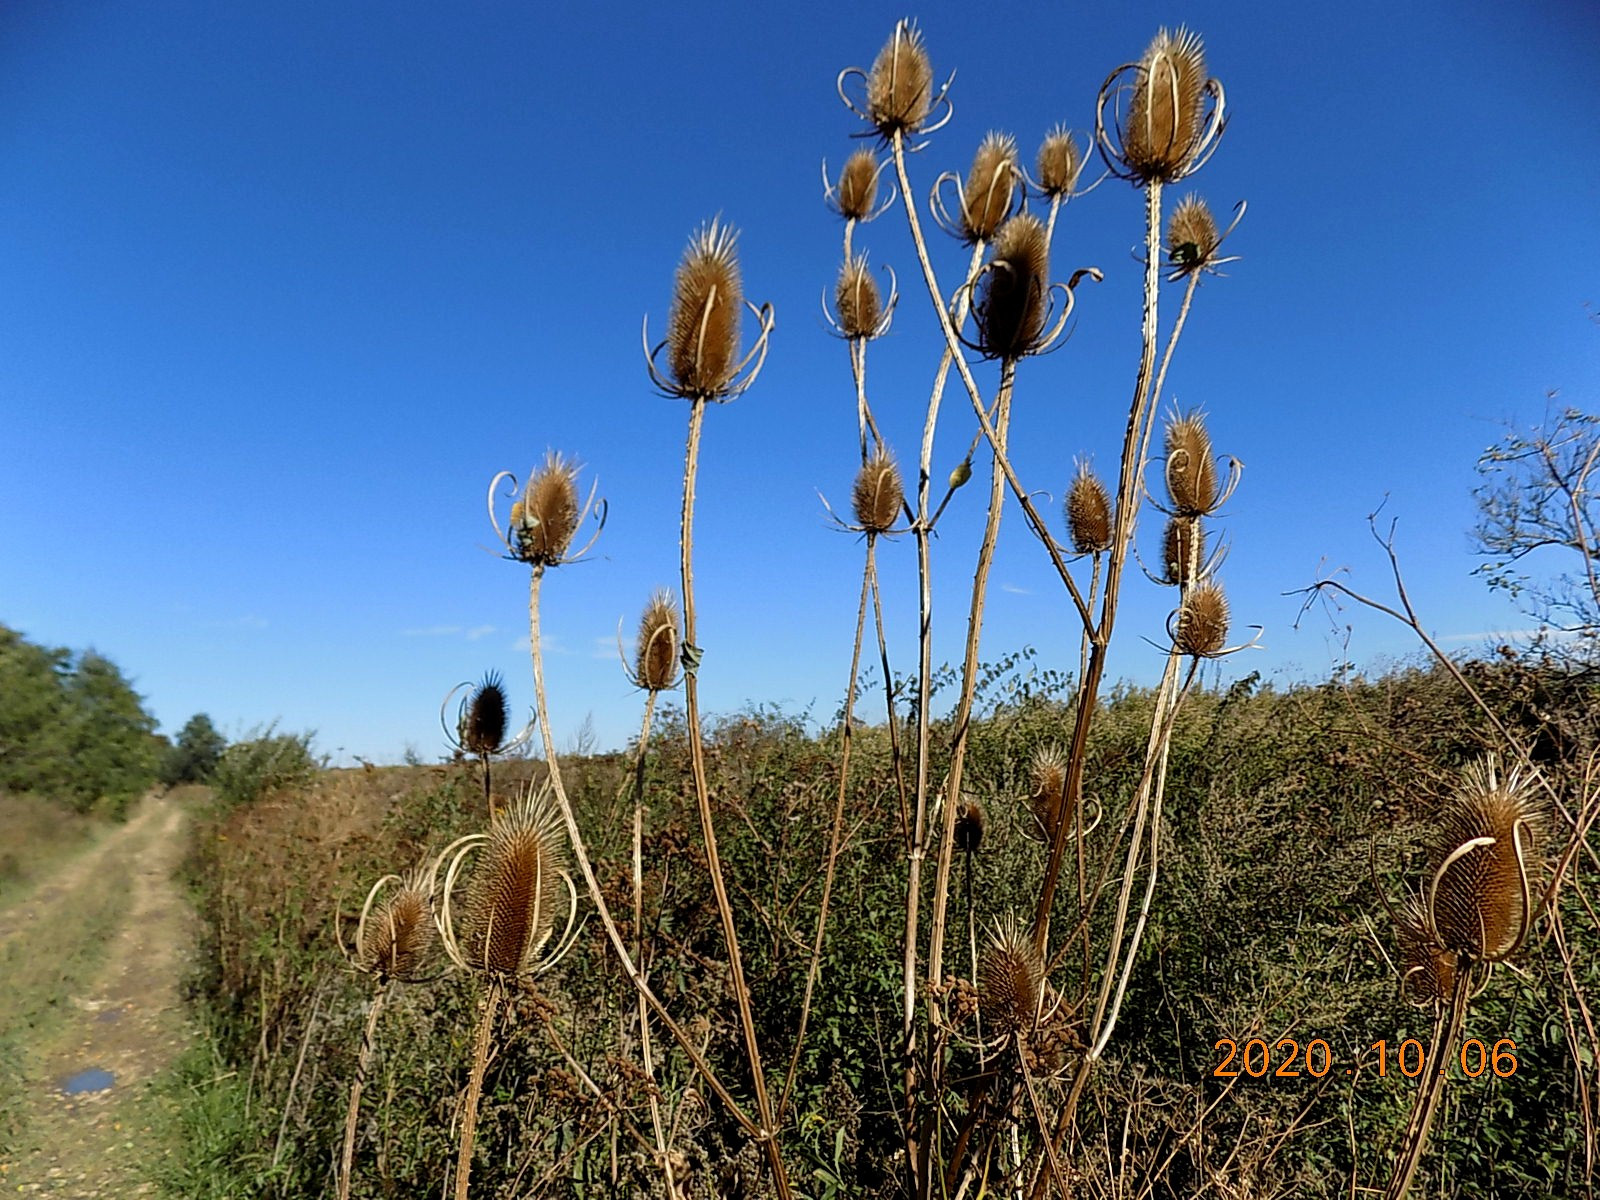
[0,791,97,907]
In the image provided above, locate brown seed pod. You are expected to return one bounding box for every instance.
[960,132,1019,243]
[459,671,509,756]
[1121,27,1209,183]
[867,20,933,138]
[852,451,904,533]
[667,219,743,398]
[954,796,985,853]
[357,870,437,983]
[634,590,681,693]
[1028,744,1068,841]
[458,789,572,976]
[1036,126,1083,198]
[1066,461,1112,554]
[976,214,1050,360]
[979,913,1045,1036]
[835,148,880,221]
[515,451,581,565]
[1428,760,1543,961]
[1164,410,1218,515]
[1174,582,1228,657]
[1161,516,1205,586]
[1395,896,1457,1007]
[1167,194,1219,275]
[835,255,883,340]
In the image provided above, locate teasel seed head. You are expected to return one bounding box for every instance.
[1395,896,1458,1007]
[1066,461,1112,554]
[836,149,880,221]
[1174,582,1229,657]
[1036,126,1084,198]
[1028,744,1068,841]
[1121,28,1210,183]
[634,590,682,693]
[1165,410,1218,516]
[667,219,743,399]
[1167,194,1220,275]
[1161,516,1205,587]
[976,213,1050,360]
[454,788,575,977]
[512,451,582,566]
[979,913,1046,1035]
[853,451,904,534]
[867,20,933,138]
[459,671,509,756]
[356,869,437,983]
[1428,759,1543,962]
[835,255,883,340]
[960,132,1020,243]
[954,796,985,854]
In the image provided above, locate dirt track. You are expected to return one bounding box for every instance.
[0,791,196,1196]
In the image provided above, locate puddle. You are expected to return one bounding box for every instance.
[60,1067,115,1094]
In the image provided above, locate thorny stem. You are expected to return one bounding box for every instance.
[871,546,912,845]
[779,539,875,1121]
[453,977,502,1200]
[678,397,792,1199]
[629,690,674,1195]
[1384,965,1474,1200]
[338,979,388,1200]
[526,566,765,1142]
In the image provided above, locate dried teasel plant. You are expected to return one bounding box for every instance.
[1066,461,1113,555]
[1423,758,1544,963]
[830,254,896,341]
[932,131,1021,244]
[845,19,950,142]
[979,913,1047,1037]
[1028,744,1069,842]
[1172,581,1230,657]
[1034,125,1085,200]
[824,147,891,223]
[1164,409,1221,516]
[1096,27,1225,185]
[441,671,533,813]
[435,786,581,1200]
[954,797,986,854]
[971,214,1053,360]
[1393,895,1459,1007]
[488,451,605,568]
[1160,516,1206,587]
[1166,193,1245,279]
[338,867,439,1200]
[644,218,775,403]
[630,589,682,694]
[852,451,905,535]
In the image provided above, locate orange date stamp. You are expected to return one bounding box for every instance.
[1212,1036,1519,1080]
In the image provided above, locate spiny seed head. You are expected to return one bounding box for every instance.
[835,255,883,340]
[1161,516,1205,587]
[460,789,571,976]
[976,213,1050,360]
[1066,461,1112,554]
[359,870,436,982]
[1029,744,1068,841]
[459,671,509,756]
[867,20,933,138]
[1429,759,1543,961]
[635,590,681,693]
[954,796,985,853]
[836,149,880,220]
[979,913,1045,1035]
[515,451,581,565]
[667,219,743,398]
[1395,896,1457,1007]
[1165,410,1218,515]
[1174,582,1229,656]
[960,132,1019,242]
[1167,194,1220,274]
[1122,27,1209,183]
[1037,126,1083,198]
[853,451,904,533]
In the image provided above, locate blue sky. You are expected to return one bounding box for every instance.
[2,1,1597,763]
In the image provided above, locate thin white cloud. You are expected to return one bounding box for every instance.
[405,624,499,640]
[1000,583,1033,596]
[465,625,496,641]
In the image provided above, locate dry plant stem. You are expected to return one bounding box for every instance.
[1383,966,1473,1200]
[338,980,389,1200]
[454,977,502,1200]
[525,568,763,1141]
[872,549,912,844]
[927,361,1015,994]
[778,545,874,1121]
[629,691,675,1193]
[677,397,792,1198]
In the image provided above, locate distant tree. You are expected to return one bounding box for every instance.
[0,626,73,797]
[61,649,160,814]
[160,712,228,786]
[1473,402,1600,662]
